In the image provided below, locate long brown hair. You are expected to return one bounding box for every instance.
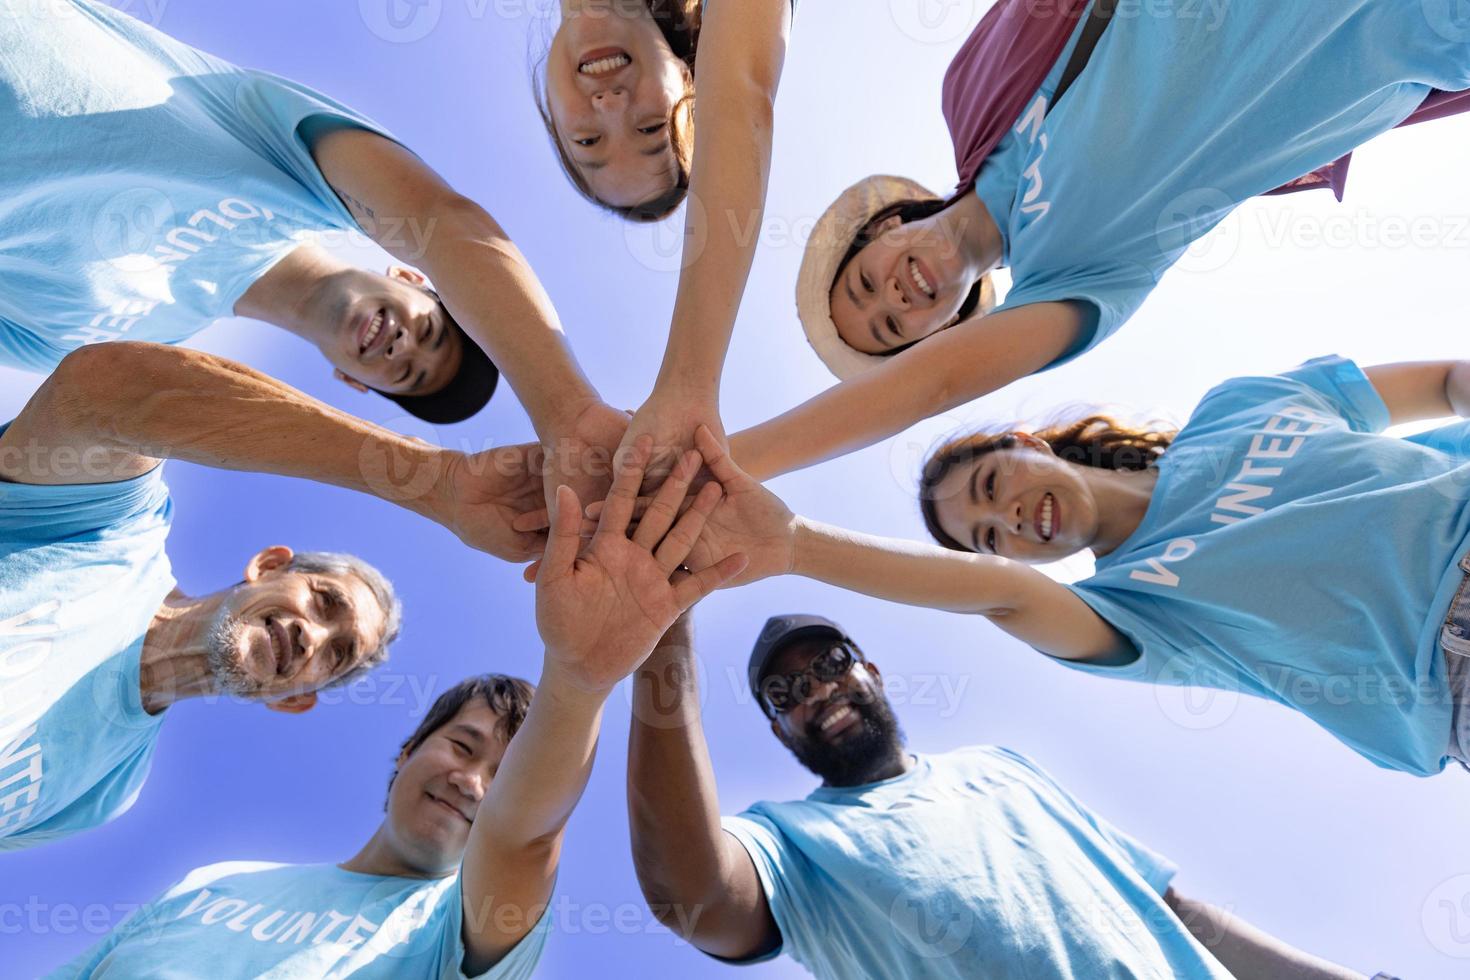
[534,0,701,222]
[919,415,1176,552]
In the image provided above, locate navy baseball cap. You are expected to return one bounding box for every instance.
[375,320,499,425]
[748,614,853,706]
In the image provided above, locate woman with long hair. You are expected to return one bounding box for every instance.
[725,0,1470,485]
[535,0,794,477]
[663,356,1470,777]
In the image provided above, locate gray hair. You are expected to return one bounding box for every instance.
[287,551,403,688]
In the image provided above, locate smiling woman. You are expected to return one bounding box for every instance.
[534,0,702,221]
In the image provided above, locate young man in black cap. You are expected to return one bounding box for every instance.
[2,0,630,489]
[626,612,1386,979]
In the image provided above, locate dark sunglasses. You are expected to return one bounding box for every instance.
[760,642,862,715]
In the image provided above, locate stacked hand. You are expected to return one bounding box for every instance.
[435,441,552,562]
[535,435,749,695]
[540,399,633,522]
[617,387,727,495]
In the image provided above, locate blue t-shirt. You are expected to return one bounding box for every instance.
[0,0,395,372]
[0,451,175,849]
[50,861,551,979]
[1067,357,1466,775]
[973,0,1470,366]
[723,747,1227,979]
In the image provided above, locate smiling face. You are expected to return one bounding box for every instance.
[928,437,1102,562]
[382,700,510,873]
[543,2,690,209]
[762,638,905,787]
[829,211,984,355]
[207,547,390,708]
[304,265,464,398]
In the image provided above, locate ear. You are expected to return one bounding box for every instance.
[265,692,317,714]
[863,661,883,683]
[386,265,428,287]
[1010,432,1054,456]
[333,369,371,394]
[245,545,294,583]
[770,717,790,746]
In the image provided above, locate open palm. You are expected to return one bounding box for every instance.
[536,437,747,695]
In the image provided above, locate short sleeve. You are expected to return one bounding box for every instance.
[1278,356,1390,433]
[989,748,1178,895]
[228,70,403,232]
[996,263,1155,371]
[1403,420,1470,461]
[444,873,552,980]
[0,430,170,544]
[718,815,796,965]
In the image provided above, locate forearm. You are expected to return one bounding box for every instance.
[418,201,601,437]
[791,518,1014,614]
[1166,892,1365,980]
[628,630,731,910]
[473,664,604,850]
[44,342,453,517]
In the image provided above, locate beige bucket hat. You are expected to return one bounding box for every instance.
[797,175,997,380]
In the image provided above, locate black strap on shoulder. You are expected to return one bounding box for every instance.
[1050,0,1116,113]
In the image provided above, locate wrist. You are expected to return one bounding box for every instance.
[536,657,620,709]
[539,392,605,442]
[729,428,770,482]
[790,516,822,578]
[362,434,456,521]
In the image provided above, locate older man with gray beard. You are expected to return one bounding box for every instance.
[0,343,438,850]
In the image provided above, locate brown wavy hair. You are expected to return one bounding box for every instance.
[534,0,701,222]
[919,415,1176,552]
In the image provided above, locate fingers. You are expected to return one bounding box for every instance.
[522,559,541,584]
[541,484,583,579]
[632,450,701,551]
[512,509,551,533]
[598,434,652,538]
[652,479,722,575]
[673,553,750,608]
[694,425,747,488]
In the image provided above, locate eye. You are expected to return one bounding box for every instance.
[315,588,336,612]
[886,316,902,338]
[637,122,667,135]
[333,640,351,670]
[396,365,412,385]
[573,136,601,147]
[986,528,997,553]
[860,272,875,294]
[450,739,470,755]
[985,471,996,500]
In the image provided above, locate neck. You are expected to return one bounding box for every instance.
[1080,466,1159,557]
[943,192,1005,279]
[138,589,227,714]
[824,750,914,789]
[559,0,648,20]
[233,243,344,346]
[341,824,452,880]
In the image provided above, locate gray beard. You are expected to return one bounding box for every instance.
[206,613,262,697]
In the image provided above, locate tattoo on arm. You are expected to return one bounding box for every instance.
[339,190,376,223]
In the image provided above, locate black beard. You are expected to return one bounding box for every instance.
[788,695,906,787]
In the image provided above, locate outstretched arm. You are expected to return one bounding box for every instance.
[1363,360,1470,426]
[1165,890,1368,980]
[460,439,747,972]
[731,301,1085,480]
[627,614,781,960]
[622,0,792,466]
[0,342,546,560]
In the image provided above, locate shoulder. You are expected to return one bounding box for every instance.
[164,860,290,897]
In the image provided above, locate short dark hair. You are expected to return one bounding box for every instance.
[833,197,988,355]
[386,674,535,799]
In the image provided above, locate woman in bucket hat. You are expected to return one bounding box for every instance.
[731,0,1470,481]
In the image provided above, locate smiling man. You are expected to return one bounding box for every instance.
[0,391,401,849]
[627,613,1383,979]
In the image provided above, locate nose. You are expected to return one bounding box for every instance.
[384,318,416,360]
[591,87,629,114]
[295,618,328,662]
[447,767,486,804]
[885,275,909,310]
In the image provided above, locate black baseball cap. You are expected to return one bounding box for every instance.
[375,321,499,425]
[748,614,853,706]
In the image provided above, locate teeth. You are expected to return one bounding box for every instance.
[820,705,854,732]
[1040,495,1054,540]
[579,54,631,75]
[909,259,933,298]
[362,311,383,351]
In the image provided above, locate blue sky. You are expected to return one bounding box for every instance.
[8,1,1470,977]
